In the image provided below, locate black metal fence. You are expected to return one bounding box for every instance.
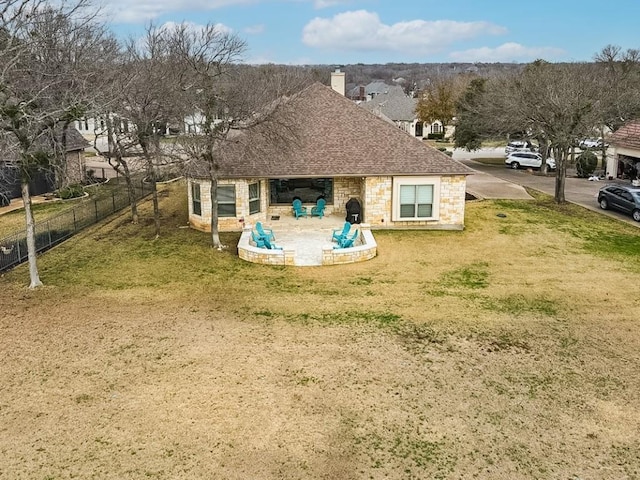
[0,180,151,273]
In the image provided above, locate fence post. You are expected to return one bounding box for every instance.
[16,237,21,261]
[47,220,52,248]
[73,209,77,231]
[94,199,98,222]
[112,192,116,212]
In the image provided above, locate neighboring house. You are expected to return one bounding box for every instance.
[186,82,472,233]
[0,126,89,200]
[58,126,91,186]
[358,84,446,140]
[607,121,640,180]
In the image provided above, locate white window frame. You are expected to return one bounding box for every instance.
[191,182,202,216]
[392,177,440,221]
[248,182,261,214]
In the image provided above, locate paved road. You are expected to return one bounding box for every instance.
[454,149,638,227]
[85,156,120,180]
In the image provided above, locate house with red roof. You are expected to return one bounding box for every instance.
[607,121,640,180]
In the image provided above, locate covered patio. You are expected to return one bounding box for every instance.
[238,213,377,266]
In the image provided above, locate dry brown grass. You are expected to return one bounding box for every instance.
[0,199,85,234]
[1,182,640,479]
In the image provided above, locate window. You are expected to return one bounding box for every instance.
[249,182,260,214]
[218,185,236,217]
[268,178,333,204]
[393,177,439,221]
[400,185,433,218]
[191,182,202,216]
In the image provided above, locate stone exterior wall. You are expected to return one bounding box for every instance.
[65,150,86,186]
[189,174,466,233]
[237,224,377,266]
[333,177,364,218]
[364,176,392,226]
[188,178,271,232]
[321,226,377,265]
[438,175,467,226]
[363,175,466,229]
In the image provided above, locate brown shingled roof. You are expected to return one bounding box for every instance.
[56,126,90,152]
[610,121,640,151]
[189,82,472,179]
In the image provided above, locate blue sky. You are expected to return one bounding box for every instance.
[105,0,639,65]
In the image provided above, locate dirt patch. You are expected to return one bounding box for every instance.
[1,185,640,479]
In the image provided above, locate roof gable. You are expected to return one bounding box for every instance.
[360,85,418,121]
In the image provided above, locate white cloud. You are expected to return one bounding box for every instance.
[159,21,233,36]
[313,0,351,8]
[244,24,265,35]
[450,42,566,62]
[107,0,254,23]
[302,10,507,53]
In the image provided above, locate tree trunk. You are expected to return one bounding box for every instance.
[120,160,139,224]
[21,182,43,289]
[141,141,160,238]
[151,168,160,238]
[554,146,567,203]
[104,116,138,224]
[538,137,549,175]
[209,174,222,249]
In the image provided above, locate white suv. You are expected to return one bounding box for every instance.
[505,151,556,170]
[505,140,537,155]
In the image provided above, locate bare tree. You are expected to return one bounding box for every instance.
[0,0,115,288]
[415,74,472,130]
[594,45,640,132]
[455,61,601,203]
[91,25,185,236]
[170,23,306,248]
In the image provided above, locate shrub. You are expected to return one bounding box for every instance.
[576,151,598,178]
[57,183,84,200]
[427,132,445,140]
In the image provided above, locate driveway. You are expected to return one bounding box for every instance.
[455,148,639,227]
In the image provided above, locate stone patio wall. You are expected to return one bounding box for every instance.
[237,224,377,266]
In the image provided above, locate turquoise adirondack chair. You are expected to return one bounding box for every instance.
[292,199,308,219]
[335,229,359,249]
[311,198,326,218]
[255,221,275,241]
[332,221,351,243]
[251,230,267,248]
[251,230,282,250]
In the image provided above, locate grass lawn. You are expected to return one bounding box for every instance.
[0,198,87,235]
[0,177,145,236]
[2,182,640,479]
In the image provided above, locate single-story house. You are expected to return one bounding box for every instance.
[0,126,89,200]
[607,121,640,180]
[357,84,446,140]
[186,82,473,233]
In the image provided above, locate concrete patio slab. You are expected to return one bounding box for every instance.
[249,213,349,266]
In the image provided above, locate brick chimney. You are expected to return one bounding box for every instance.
[330,67,345,96]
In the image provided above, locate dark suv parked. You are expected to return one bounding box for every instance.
[597,185,640,222]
